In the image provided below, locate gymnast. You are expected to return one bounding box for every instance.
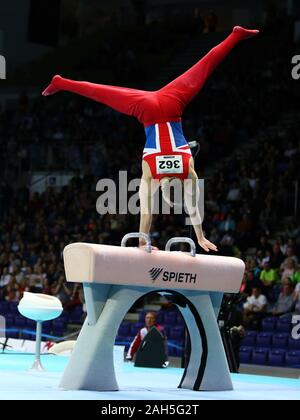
[43,26,259,252]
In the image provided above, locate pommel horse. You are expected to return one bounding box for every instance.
[61,233,245,392]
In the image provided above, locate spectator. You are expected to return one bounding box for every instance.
[208,227,220,244]
[26,266,45,291]
[240,270,263,297]
[79,286,87,314]
[277,236,287,256]
[51,275,71,306]
[219,213,236,233]
[286,222,300,240]
[291,265,300,285]
[42,277,51,295]
[281,247,299,268]
[126,312,167,361]
[14,266,24,284]
[64,283,83,312]
[269,242,285,269]
[262,249,273,266]
[0,267,12,290]
[247,257,261,279]
[20,260,29,276]
[18,277,31,298]
[236,213,253,233]
[256,249,265,268]
[243,287,268,328]
[226,182,240,202]
[4,277,19,302]
[280,258,296,283]
[257,236,272,256]
[271,278,294,317]
[219,230,235,256]
[293,283,300,314]
[260,261,278,294]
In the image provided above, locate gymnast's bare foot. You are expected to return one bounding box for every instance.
[42,75,63,96]
[233,26,259,39]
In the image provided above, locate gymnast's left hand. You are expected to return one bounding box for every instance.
[198,237,218,253]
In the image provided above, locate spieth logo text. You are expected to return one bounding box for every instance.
[149,267,197,284]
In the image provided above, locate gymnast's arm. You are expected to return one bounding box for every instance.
[138,162,159,247]
[185,160,218,253]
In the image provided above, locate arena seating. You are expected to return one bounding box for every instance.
[239,316,300,368]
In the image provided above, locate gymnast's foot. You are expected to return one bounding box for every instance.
[42,75,63,96]
[233,26,259,39]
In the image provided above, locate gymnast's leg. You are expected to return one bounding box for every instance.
[42,75,148,118]
[42,27,258,118]
[158,26,259,108]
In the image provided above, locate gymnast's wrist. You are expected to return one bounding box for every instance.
[197,232,205,241]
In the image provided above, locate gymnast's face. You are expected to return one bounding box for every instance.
[145,313,156,328]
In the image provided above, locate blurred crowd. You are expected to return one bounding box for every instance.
[0,12,299,320]
[240,234,300,328]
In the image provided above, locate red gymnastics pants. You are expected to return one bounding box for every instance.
[43,26,258,127]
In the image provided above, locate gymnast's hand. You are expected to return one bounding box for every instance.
[139,244,159,251]
[198,237,218,253]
